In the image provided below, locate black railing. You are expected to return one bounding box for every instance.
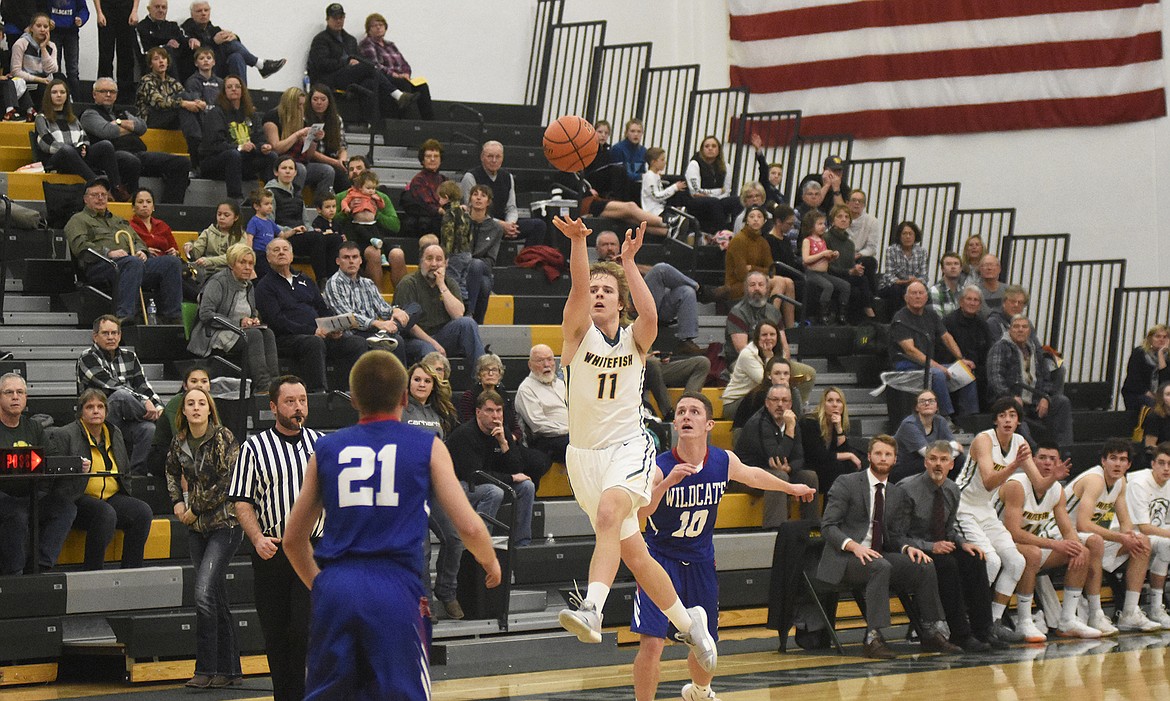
[946,208,1016,259]
[846,157,904,252]
[732,110,802,204]
[1107,286,1170,408]
[636,64,700,171]
[893,183,960,272]
[585,42,652,128]
[1000,233,1070,345]
[538,21,607,125]
[525,0,564,107]
[683,88,751,193]
[1051,260,1126,384]
[790,135,853,209]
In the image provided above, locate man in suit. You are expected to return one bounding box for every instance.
[888,440,1009,652]
[817,434,962,658]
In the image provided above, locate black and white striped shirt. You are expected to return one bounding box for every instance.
[228,427,324,539]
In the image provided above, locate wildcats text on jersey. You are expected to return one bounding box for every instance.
[582,351,634,369]
[665,481,728,510]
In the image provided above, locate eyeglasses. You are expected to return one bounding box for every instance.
[917,398,937,405]
[482,367,501,375]
[94,88,117,94]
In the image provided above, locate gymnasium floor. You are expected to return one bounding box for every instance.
[7,632,1168,700]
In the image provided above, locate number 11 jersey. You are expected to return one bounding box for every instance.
[566,324,647,450]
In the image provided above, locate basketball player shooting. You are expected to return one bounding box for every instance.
[552,215,718,673]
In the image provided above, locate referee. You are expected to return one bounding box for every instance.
[228,375,321,701]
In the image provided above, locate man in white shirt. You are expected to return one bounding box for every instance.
[1124,441,1170,627]
[514,344,569,464]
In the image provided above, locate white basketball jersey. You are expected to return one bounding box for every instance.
[1126,469,1170,528]
[996,473,1061,539]
[566,324,646,450]
[1066,466,1124,529]
[957,428,1027,516]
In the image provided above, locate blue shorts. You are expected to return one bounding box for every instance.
[305,560,433,701]
[630,551,719,641]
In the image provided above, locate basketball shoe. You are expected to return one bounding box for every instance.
[675,607,718,673]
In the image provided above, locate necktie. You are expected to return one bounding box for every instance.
[931,488,946,541]
[872,483,885,552]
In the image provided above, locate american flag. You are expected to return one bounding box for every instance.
[728,0,1167,138]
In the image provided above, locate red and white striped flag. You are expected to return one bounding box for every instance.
[729,0,1167,138]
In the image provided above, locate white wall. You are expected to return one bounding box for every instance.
[73,0,1167,286]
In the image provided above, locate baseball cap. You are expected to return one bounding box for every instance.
[325,3,345,17]
[823,155,844,171]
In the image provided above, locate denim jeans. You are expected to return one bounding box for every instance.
[426,490,462,603]
[893,359,979,417]
[104,388,158,476]
[189,526,243,677]
[431,317,485,360]
[0,487,77,574]
[83,253,183,320]
[644,263,699,339]
[217,39,259,83]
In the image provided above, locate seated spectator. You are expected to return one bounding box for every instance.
[136,0,195,78]
[1124,325,1170,411]
[816,435,959,659]
[985,284,1029,340]
[266,158,342,280]
[392,244,485,360]
[609,118,647,201]
[57,388,154,571]
[928,252,964,319]
[47,0,88,95]
[254,238,367,392]
[445,390,537,546]
[724,272,815,399]
[731,356,804,429]
[459,141,548,245]
[515,344,569,464]
[199,74,275,199]
[438,183,485,320]
[401,138,446,237]
[748,132,787,206]
[944,286,994,409]
[335,156,405,287]
[464,184,504,325]
[722,209,797,327]
[800,209,850,324]
[456,354,520,434]
[797,155,850,219]
[36,83,127,198]
[763,205,800,286]
[403,361,457,438]
[304,84,350,191]
[845,189,881,293]
[9,13,58,111]
[0,373,77,574]
[638,146,684,236]
[306,4,414,123]
[129,188,196,300]
[794,179,826,223]
[986,314,1074,447]
[323,241,421,364]
[76,315,163,474]
[64,178,183,325]
[891,390,962,483]
[188,200,246,282]
[149,364,211,474]
[723,320,781,417]
[420,351,453,397]
[959,234,986,287]
[187,244,280,395]
[0,59,35,121]
[181,1,285,84]
[644,353,710,423]
[729,181,765,234]
[824,206,875,322]
[358,12,432,119]
[976,254,1005,312]
[733,383,818,524]
[261,87,334,195]
[135,47,202,156]
[890,281,978,418]
[80,77,191,203]
[575,124,670,237]
[683,135,740,234]
[246,186,303,279]
[801,387,865,495]
[878,220,928,312]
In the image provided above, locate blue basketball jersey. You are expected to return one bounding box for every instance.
[313,418,435,570]
[645,447,729,562]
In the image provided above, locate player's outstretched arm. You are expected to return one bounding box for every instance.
[284,455,324,589]
[430,438,502,588]
[622,222,658,354]
[555,216,594,361]
[727,451,816,501]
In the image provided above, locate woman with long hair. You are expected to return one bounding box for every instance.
[878,220,928,312]
[402,361,458,438]
[34,79,125,195]
[130,187,198,300]
[723,320,781,417]
[1123,324,1170,411]
[1140,382,1170,451]
[683,135,741,233]
[731,355,805,429]
[305,84,350,190]
[959,234,986,287]
[261,86,334,196]
[199,74,275,199]
[165,387,243,689]
[800,387,864,494]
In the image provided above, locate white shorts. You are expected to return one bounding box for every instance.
[957,509,1021,561]
[566,432,656,540]
[1077,532,1130,572]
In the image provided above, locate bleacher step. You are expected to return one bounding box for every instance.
[5,346,93,361]
[3,311,77,325]
[24,361,167,382]
[28,380,182,397]
[2,295,51,312]
[537,500,593,539]
[2,327,93,345]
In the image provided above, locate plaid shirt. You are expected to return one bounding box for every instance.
[928,281,961,318]
[322,270,394,330]
[359,36,411,77]
[881,244,929,289]
[76,343,161,405]
[986,336,1053,402]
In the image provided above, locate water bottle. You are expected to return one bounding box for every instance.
[146,299,158,325]
[303,71,311,93]
[545,532,556,545]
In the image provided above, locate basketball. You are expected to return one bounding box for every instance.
[543,115,599,173]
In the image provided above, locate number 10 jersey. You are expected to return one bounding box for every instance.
[645,447,729,562]
[566,324,647,451]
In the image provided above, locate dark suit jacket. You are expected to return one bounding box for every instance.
[887,472,965,554]
[817,469,892,584]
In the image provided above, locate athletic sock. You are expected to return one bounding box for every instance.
[1016,593,1034,623]
[1088,594,1102,615]
[585,582,610,610]
[1062,588,1083,623]
[1125,589,1142,613]
[663,598,693,633]
[690,683,712,694]
[991,601,1007,621]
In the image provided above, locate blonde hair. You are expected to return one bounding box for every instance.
[1143,324,1170,354]
[589,261,632,326]
[815,387,850,444]
[225,242,255,267]
[276,87,306,142]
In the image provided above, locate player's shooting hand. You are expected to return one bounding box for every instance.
[906,546,933,564]
[620,221,649,261]
[552,215,592,241]
[254,536,280,560]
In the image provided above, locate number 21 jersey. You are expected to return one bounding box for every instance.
[566,324,646,450]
